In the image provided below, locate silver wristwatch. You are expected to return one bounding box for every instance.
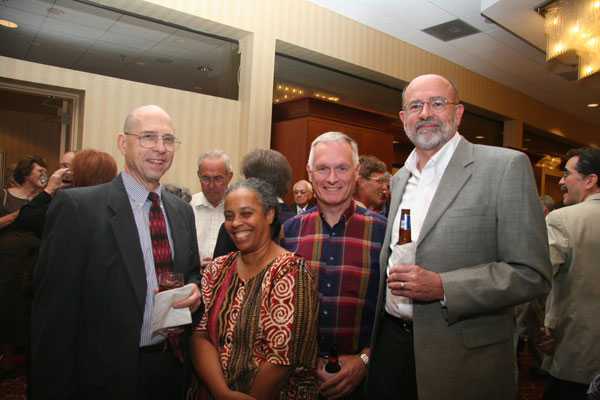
[359,352,369,366]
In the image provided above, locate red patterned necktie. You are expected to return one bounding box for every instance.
[148,192,183,362]
[148,192,174,277]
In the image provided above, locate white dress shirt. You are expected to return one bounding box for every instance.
[385,133,462,319]
[190,191,224,259]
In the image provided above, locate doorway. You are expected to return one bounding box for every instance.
[0,79,83,187]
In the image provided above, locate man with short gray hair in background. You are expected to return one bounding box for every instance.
[191,150,233,268]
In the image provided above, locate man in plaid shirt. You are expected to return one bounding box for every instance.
[282,131,386,399]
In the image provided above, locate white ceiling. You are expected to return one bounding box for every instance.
[0,0,239,98]
[308,0,600,127]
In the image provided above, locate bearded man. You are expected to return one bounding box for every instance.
[367,74,551,400]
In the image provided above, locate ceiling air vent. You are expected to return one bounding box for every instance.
[422,19,481,42]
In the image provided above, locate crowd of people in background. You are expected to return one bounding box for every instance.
[1,73,599,400]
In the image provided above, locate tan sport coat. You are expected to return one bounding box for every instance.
[545,192,600,384]
[370,137,551,400]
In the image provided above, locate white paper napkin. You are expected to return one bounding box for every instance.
[151,283,195,334]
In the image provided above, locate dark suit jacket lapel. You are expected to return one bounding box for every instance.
[163,194,187,273]
[417,138,474,247]
[108,176,147,312]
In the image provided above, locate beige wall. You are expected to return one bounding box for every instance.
[0,55,240,192]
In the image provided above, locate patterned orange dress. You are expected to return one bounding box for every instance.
[194,251,319,399]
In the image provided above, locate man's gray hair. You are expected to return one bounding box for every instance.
[307,131,359,168]
[293,179,313,193]
[540,194,556,212]
[197,149,232,174]
[163,183,192,203]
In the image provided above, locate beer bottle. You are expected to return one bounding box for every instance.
[324,346,341,373]
[398,209,412,245]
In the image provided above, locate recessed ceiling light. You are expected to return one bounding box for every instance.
[587,103,599,108]
[475,135,485,139]
[0,19,18,29]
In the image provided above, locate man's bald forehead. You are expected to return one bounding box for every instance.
[123,105,171,132]
[402,74,459,105]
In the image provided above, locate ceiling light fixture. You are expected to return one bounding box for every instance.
[0,19,18,29]
[587,102,599,107]
[475,135,486,139]
[544,0,600,79]
[197,65,212,72]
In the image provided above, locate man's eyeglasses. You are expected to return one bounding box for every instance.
[125,132,180,150]
[404,96,459,115]
[366,176,389,185]
[199,175,226,185]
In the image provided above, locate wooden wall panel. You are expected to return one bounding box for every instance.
[307,118,394,167]
[271,118,309,184]
[0,109,62,182]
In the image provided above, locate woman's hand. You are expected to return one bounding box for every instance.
[44,168,70,195]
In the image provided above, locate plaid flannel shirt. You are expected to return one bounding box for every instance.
[281,201,386,356]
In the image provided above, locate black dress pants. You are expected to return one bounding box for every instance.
[543,375,589,400]
[138,345,185,400]
[367,313,418,400]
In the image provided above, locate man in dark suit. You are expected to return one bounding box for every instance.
[367,74,551,400]
[31,105,201,400]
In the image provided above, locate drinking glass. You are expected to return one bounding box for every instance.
[158,271,184,292]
